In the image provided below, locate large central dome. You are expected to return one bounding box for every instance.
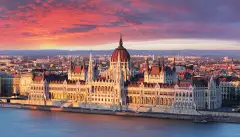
[111,35,130,62]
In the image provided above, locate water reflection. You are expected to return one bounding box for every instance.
[0,108,239,137]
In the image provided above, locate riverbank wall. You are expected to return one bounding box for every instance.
[1,103,240,124]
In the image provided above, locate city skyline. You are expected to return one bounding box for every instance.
[0,0,240,50]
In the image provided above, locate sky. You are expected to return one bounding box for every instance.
[0,0,240,50]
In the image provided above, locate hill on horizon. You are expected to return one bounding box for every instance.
[0,50,240,58]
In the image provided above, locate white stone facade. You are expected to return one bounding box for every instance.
[25,36,222,113]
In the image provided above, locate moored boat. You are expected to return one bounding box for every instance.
[193,119,208,123]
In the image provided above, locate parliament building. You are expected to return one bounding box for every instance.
[20,35,222,114]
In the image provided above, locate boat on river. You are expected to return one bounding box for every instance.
[193,119,208,123]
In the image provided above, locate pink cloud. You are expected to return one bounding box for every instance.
[0,0,239,49]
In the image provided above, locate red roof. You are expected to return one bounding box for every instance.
[178,72,185,75]
[74,66,82,73]
[229,65,234,72]
[34,76,44,81]
[178,81,192,87]
[137,78,144,83]
[150,67,160,75]
[111,37,130,62]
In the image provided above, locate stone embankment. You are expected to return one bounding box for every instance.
[1,103,240,124]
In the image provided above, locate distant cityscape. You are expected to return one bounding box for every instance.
[0,36,239,116]
[1,50,240,58]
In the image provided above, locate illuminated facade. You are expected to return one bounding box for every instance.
[25,36,222,113]
[143,57,178,84]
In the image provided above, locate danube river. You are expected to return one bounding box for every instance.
[0,108,240,137]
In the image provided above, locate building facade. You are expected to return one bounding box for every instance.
[19,73,33,96]
[0,74,13,97]
[143,58,178,84]
[219,80,240,106]
[26,36,222,112]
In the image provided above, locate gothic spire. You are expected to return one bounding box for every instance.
[161,56,165,72]
[158,57,161,72]
[88,52,93,82]
[173,57,176,72]
[119,33,123,48]
[70,56,74,71]
[145,57,149,72]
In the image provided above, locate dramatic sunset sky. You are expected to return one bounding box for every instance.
[0,0,240,50]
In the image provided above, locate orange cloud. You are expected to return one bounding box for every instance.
[0,0,239,49]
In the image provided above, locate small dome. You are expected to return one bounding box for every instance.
[111,35,130,62]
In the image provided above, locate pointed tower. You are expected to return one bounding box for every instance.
[158,57,161,72]
[87,52,94,82]
[229,58,234,73]
[119,33,123,47]
[207,75,216,109]
[68,56,73,80]
[144,57,149,83]
[172,57,178,84]
[161,56,165,73]
[208,76,215,89]
[94,59,98,78]
[145,57,149,73]
[70,56,74,71]
[160,56,166,83]
[173,57,176,72]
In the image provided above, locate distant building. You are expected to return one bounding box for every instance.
[223,56,229,62]
[67,59,88,81]
[218,78,240,106]
[13,74,21,96]
[143,57,178,84]
[19,73,33,96]
[168,57,175,62]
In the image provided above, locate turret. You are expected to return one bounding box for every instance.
[229,58,234,72]
[158,57,161,72]
[68,56,73,80]
[173,57,176,72]
[94,60,99,78]
[159,56,166,83]
[208,76,216,89]
[145,57,149,73]
[161,56,165,73]
[119,33,123,47]
[87,52,94,82]
[70,57,74,71]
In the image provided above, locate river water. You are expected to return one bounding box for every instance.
[0,108,239,137]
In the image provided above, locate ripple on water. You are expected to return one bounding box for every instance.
[0,108,240,137]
